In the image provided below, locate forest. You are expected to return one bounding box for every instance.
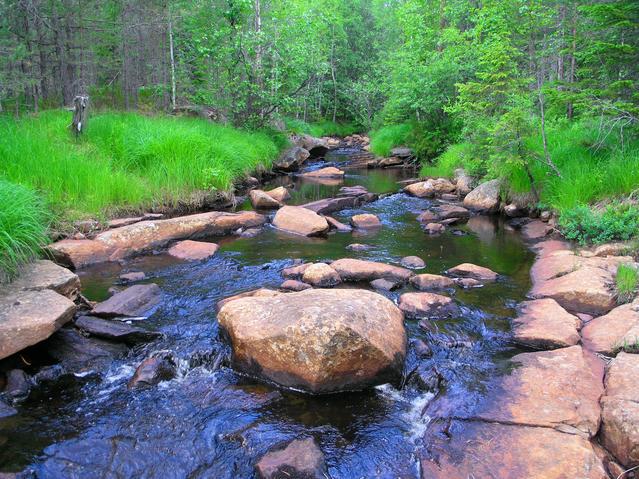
[0,0,638,278]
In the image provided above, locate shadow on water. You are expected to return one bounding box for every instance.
[0,150,535,478]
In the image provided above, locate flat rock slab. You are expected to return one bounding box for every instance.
[432,204,470,220]
[600,352,639,467]
[272,206,329,237]
[92,284,161,318]
[324,216,352,232]
[75,316,162,345]
[421,420,607,479]
[7,260,80,299]
[521,220,552,241]
[218,288,406,393]
[167,240,219,261]
[530,266,616,315]
[256,438,327,479]
[447,263,498,281]
[301,188,377,215]
[512,298,580,350]
[469,345,604,437]
[0,289,76,360]
[44,328,129,370]
[582,304,639,355]
[399,292,460,319]
[330,258,413,283]
[48,211,266,268]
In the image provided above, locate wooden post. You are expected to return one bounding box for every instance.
[70,95,89,137]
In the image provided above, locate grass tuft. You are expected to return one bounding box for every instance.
[0,179,50,283]
[283,117,359,137]
[616,263,638,304]
[369,123,413,157]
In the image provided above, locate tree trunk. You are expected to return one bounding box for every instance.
[70,95,89,137]
[168,11,177,111]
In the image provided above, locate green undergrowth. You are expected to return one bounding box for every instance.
[0,110,284,220]
[615,263,638,304]
[369,123,413,157]
[283,118,359,137]
[0,179,51,283]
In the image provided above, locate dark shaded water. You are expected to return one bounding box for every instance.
[0,150,534,478]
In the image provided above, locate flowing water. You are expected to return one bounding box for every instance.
[0,150,535,478]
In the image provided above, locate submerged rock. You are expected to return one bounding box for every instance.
[399,292,460,319]
[447,263,498,282]
[75,316,162,345]
[255,437,327,479]
[4,369,31,401]
[272,206,330,237]
[301,263,341,288]
[92,284,161,318]
[119,271,146,283]
[463,179,501,212]
[217,288,407,393]
[330,258,413,283]
[324,216,352,232]
[167,240,219,261]
[128,355,177,388]
[424,222,445,234]
[346,243,372,251]
[45,328,129,371]
[400,256,425,269]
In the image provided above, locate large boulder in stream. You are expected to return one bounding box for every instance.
[463,179,501,212]
[272,206,329,237]
[273,146,310,172]
[330,258,413,283]
[48,211,267,268]
[217,288,407,393]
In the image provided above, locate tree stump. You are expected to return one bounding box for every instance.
[70,95,89,137]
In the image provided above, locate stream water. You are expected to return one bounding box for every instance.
[0,150,535,478]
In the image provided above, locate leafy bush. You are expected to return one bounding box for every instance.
[616,263,638,304]
[369,123,413,156]
[558,203,639,245]
[0,180,50,283]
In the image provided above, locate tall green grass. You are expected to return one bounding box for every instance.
[0,110,282,219]
[0,180,50,283]
[616,263,638,304]
[283,117,360,137]
[369,123,413,157]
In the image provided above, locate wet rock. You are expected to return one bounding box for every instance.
[218,288,407,393]
[410,274,455,291]
[417,210,438,223]
[421,420,607,479]
[273,146,310,172]
[581,304,639,355]
[280,280,312,292]
[346,243,371,252]
[33,364,66,383]
[404,178,455,198]
[521,220,552,241]
[108,216,145,228]
[447,263,498,282]
[0,289,76,360]
[240,227,263,238]
[350,213,381,229]
[302,187,377,215]
[216,288,281,312]
[424,223,445,234]
[168,240,219,261]
[0,399,17,418]
[330,258,413,283]
[470,345,604,437]
[48,211,267,268]
[255,437,327,479]
[378,157,404,167]
[75,316,162,345]
[265,186,290,203]
[4,369,31,401]
[390,147,413,158]
[301,263,341,288]
[128,355,177,388]
[412,338,432,358]
[400,256,425,269]
[454,277,483,289]
[399,292,460,319]
[45,328,128,370]
[454,168,474,195]
[324,216,352,232]
[530,266,616,315]
[273,206,330,237]
[407,365,442,392]
[119,271,146,283]
[462,179,501,212]
[299,166,344,178]
[512,299,580,350]
[92,284,161,318]
[249,189,282,210]
[432,204,470,220]
[503,203,525,217]
[8,260,80,300]
[281,263,312,280]
[370,278,402,291]
[600,352,639,467]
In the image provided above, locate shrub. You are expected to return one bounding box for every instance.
[558,203,639,245]
[0,180,50,283]
[369,123,413,157]
[616,263,638,304]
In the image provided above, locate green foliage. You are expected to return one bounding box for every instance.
[0,179,50,283]
[283,118,359,137]
[369,123,413,156]
[0,110,282,219]
[616,263,638,304]
[558,203,639,245]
